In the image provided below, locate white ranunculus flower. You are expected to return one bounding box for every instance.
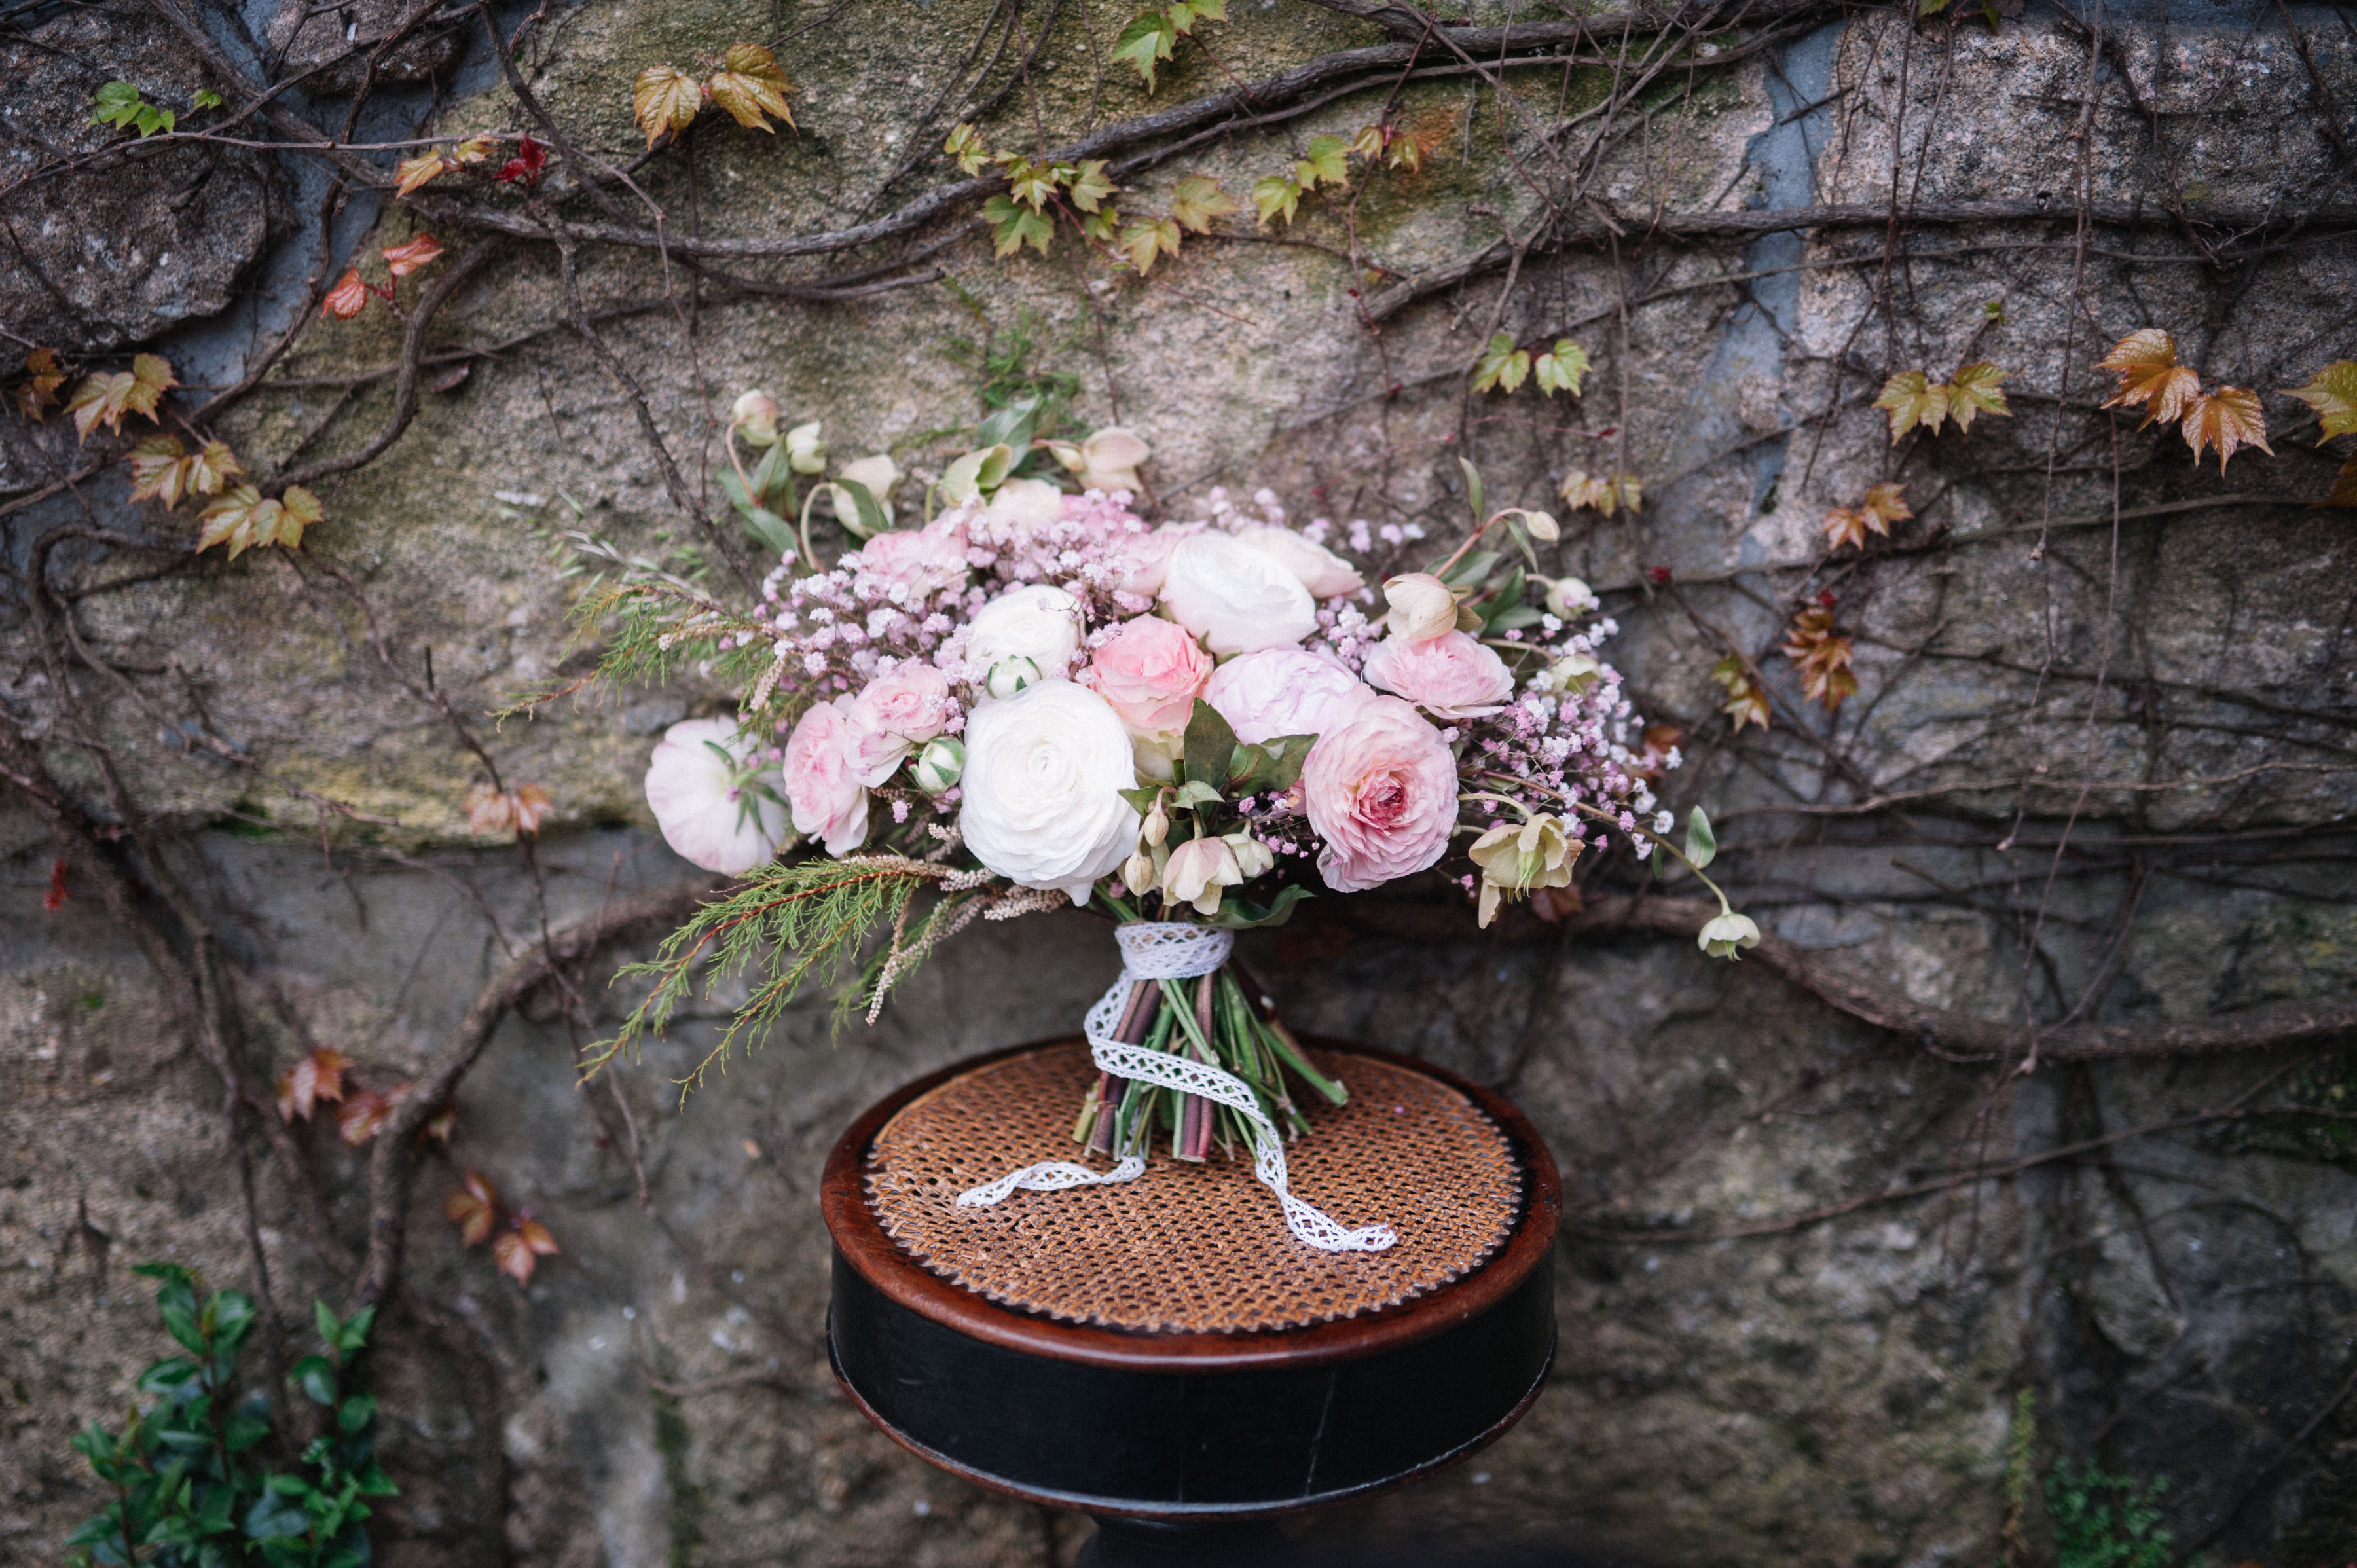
[643,718,792,874]
[985,476,1067,530]
[964,583,1084,693]
[1237,526,1364,600]
[1158,532,1317,656]
[959,680,1142,903]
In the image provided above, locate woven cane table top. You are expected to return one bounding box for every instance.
[862,1042,1523,1334]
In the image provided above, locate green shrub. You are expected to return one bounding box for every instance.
[65,1264,395,1567]
[2045,1457,2174,1568]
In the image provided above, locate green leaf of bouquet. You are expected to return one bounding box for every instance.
[1169,779,1220,807]
[1438,549,1499,588]
[1181,699,1236,799]
[1458,457,1486,526]
[1118,785,1163,816]
[1203,884,1311,930]
[1684,806,1717,870]
[834,477,887,539]
[976,395,1040,453]
[743,506,795,556]
[1480,566,1528,635]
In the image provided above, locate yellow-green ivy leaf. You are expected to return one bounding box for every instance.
[1533,340,1590,397]
[1251,172,1302,227]
[1472,333,1530,395]
[1169,174,1237,232]
[1112,10,1178,91]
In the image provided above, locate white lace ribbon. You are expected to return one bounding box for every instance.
[954,922,1397,1253]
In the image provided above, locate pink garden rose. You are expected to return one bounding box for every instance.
[1103,520,1198,599]
[845,661,958,786]
[1362,630,1514,718]
[1302,695,1458,893]
[783,698,871,856]
[1084,616,1213,735]
[853,517,969,599]
[1203,647,1374,744]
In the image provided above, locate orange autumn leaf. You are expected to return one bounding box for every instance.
[381,233,445,278]
[493,1218,560,1286]
[335,1088,394,1146]
[2098,328,2201,429]
[321,269,369,320]
[16,346,67,420]
[64,355,174,443]
[1821,482,1914,552]
[1781,601,1858,714]
[198,483,320,558]
[2323,455,2357,508]
[705,44,794,134]
[422,1103,458,1144]
[633,63,703,147]
[1711,655,1771,731]
[2180,386,2271,472]
[128,435,240,507]
[274,1046,353,1122]
[464,782,554,836]
[445,1170,500,1246]
[395,151,448,197]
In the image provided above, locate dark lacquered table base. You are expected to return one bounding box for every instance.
[820,1040,1562,1563]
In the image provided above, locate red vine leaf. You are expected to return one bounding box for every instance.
[381,234,445,278]
[493,1218,560,1285]
[321,269,369,320]
[275,1046,353,1123]
[494,133,547,188]
[335,1089,394,1146]
[2180,386,2271,472]
[2098,328,2200,428]
[445,1171,500,1246]
[44,856,69,911]
[1821,482,1914,552]
[465,782,553,836]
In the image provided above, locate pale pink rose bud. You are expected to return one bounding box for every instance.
[1381,572,1458,644]
[1362,629,1514,718]
[782,698,871,857]
[1082,615,1213,737]
[1301,695,1459,893]
[1163,835,1243,916]
[1236,526,1364,600]
[854,515,970,598]
[844,663,958,787]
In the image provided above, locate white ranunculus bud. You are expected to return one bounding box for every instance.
[643,718,792,874]
[731,390,780,448]
[784,420,826,475]
[1381,572,1459,644]
[964,584,1083,695]
[1544,575,1600,618]
[911,735,964,795]
[1237,526,1365,600]
[1159,533,1318,657]
[986,476,1067,530]
[986,655,1044,700]
[1698,910,1761,960]
[1074,427,1150,495]
[1548,653,1601,693]
[959,680,1141,904]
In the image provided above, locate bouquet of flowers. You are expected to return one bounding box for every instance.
[566,391,1752,1249]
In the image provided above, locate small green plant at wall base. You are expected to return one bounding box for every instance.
[2044,1458,2174,1568]
[65,1264,395,1567]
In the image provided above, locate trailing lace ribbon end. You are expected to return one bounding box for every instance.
[953,922,1398,1254]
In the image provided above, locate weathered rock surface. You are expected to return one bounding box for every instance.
[5,0,2357,1564]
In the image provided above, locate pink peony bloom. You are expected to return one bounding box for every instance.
[1362,630,1515,718]
[1203,647,1375,744]
[783,698,871,856]
[845,661,958,786]
[1083,615,1213,736]
[854,517,970,598]
[1302,695,1459,892]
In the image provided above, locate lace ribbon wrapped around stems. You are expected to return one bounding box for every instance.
[954,922,1397,1254]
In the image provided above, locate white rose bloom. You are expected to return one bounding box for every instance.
[643,718,792,875]
[1158,532,1317,656]
[959,680,1142,904]
[963,583,1084,693]
[1237,526,1364,600]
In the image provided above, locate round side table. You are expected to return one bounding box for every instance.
[820,1038,1560,1563]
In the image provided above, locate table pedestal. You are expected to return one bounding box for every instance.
[820,1038,1560,1551]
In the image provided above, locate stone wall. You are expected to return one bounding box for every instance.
[5,1,2356,1564]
